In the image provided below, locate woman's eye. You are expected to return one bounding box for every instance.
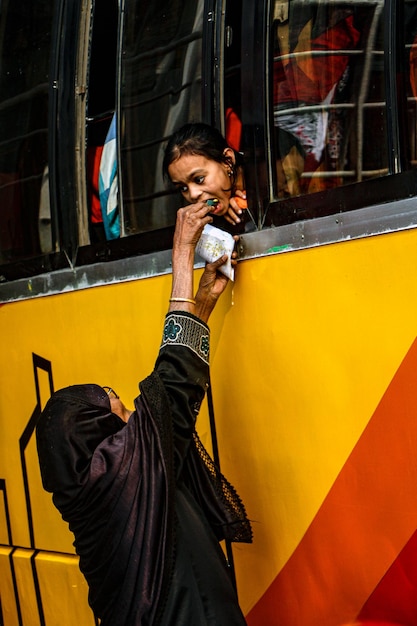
[195,176,205,184]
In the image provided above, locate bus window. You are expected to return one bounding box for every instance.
[119,0,204,236]
[405,2,417,169]
[0,3,54,264]
[224,0,243,152]
[271,0,388,199]
[86,0,118,244]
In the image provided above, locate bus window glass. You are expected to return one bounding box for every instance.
[271,0,388,200]
[224,0,243,153]
[86,0,118,244]
[0,2,54,263]
[405,1,417,168]
[119,0,203,236]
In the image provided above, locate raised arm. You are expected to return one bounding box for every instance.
[155,202,232,473]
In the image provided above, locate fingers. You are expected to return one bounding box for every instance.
[203,254,228,274]
[225,212,240,225]
[206,251,239,271]
[234,192,247,209]
[179,200,213,219]
[227,196,247,224]
[174,202,213,247]
[211,254,228,268]
[178,202,213,229]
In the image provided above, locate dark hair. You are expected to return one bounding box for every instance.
[162,122,244,190]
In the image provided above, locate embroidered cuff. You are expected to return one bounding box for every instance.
[160,312,210,364]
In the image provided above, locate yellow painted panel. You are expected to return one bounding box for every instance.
[12,549,41,626]
[210,229,417,612]
[0,271,213,554]
[0,274,166,551]
[0,547,20,626]
[35,552,95,626]
[1,227,417,619]
[0,489,9,545]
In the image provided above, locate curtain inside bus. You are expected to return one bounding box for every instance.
[271,0,386,199]
[268,0,417,203]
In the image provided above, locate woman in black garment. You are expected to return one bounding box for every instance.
[36,199,252,625]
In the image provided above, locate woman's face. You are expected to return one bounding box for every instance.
[168,149,235,217]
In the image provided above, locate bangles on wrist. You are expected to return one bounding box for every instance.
[169,297,196,305]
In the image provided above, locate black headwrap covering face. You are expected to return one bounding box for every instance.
[36,384,126,498]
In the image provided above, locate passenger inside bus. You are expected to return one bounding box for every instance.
[163,122,250,233]
[36,201,252,626]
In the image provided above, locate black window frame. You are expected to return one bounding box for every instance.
[2,0,417,294]
[239,0,417,229]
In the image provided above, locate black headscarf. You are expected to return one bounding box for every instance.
[37,384,125,500]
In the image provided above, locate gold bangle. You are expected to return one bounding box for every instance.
[169,297,196,305]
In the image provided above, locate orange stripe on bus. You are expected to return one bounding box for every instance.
[355,528,417,624]
[247,336,417,626]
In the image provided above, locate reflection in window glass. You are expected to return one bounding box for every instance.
[272,0,388,200]
[0,2,54,263]
[119,0,203,236]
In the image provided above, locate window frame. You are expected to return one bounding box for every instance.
[240,0,417,229]
[2,0,417,301]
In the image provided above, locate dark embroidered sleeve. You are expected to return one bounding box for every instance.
[155,312,210,475]
[160,312,210,364]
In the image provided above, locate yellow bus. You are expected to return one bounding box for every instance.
[1,0,417,624]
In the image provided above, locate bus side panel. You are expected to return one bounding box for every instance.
[214,227,417,625]
[1,228,417,624]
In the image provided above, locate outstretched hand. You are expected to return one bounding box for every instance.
[170,202,238,322]
[195,255,232,323]
[173,201,213,249]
